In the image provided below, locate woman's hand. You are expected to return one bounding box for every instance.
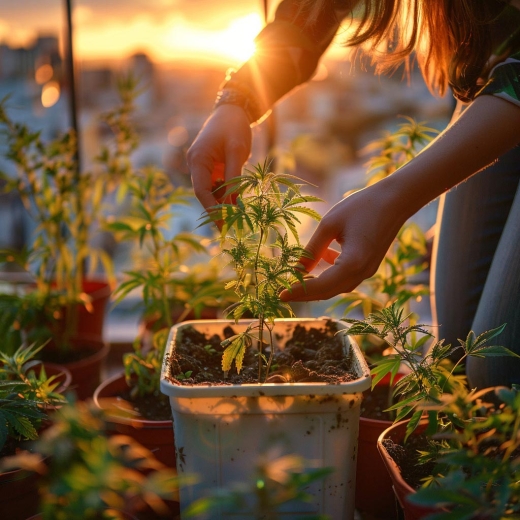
[280,182,406,302]
[187,104,252,211]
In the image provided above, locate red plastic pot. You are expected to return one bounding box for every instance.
[74,279,112,338]
[56,336,110,400]
[1,466,41,520]
[45,278,112,342]
[93,373,175,468]
[356,372,403,519]
[377,419,441,520]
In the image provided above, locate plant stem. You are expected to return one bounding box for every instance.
[264,325,275,383]
[254,228,264,379]
[151,227,173,330]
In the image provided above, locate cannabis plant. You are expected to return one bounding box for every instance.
[0,343,65,453]
[0,399,189,520]
[201,160,322,381]
[344,302,519,439]
[0,76,140,351]
[361,116,439,186]
[409,386,520,518]
[105,167,231,398]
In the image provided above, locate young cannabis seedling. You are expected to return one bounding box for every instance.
[344,302,519,439]
[0,342,66,452]
[201,160,322,382]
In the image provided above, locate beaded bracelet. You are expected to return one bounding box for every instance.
[213,88,263,124]
[213,68,268,125]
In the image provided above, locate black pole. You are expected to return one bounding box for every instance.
[261,0,277,163]
[65,0,81,172]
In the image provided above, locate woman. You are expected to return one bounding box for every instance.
[187,0,520,387]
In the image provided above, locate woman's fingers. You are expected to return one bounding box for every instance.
[281,249,360,302]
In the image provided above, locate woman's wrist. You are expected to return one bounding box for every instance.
[213,69,271,126]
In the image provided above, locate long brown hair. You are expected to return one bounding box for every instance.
[303,0,510,102]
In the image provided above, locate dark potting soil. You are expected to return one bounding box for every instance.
[40,344,99,365]
[382,433,435,489]
[360,383,395,421]
[165,321,358,385]
[0,437,34,459]
[118,389,173,422]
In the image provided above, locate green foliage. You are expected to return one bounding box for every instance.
[1,398,190,520]
[107,167,234,398]
[106,167,216,331]
[123,328,169,398]
[409,386,520,518]
[344,302,517,439]
[184,446,332,519]
[0,381,46,452]
[0,342,66,452]
[361,116,439,186]
[0,342,65,405]
[0,77,141,351]
[201,160,322,381]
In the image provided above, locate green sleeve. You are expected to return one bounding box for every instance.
[229,0,352,117]
[475,51,520,108]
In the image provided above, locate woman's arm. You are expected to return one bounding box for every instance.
[188,0,355,213]
[280,94,520,302]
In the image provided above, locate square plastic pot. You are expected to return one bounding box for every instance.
[160,318,371,520]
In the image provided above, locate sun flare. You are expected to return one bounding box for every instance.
[164,13,262,64]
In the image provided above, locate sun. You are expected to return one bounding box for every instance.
[164,13,263,65]
[214,14,262,62]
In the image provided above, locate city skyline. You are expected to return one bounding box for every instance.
[1,0,266,66]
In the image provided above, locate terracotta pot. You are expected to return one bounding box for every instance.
[58,336,110,400]
[377,419,440,520]
[74,279,112,338]
[1,466,40,520]
[46,278,112,342]
[93,373,175,468]
[355,372,403,519]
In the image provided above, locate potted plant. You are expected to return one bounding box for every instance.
[0,78,142,398]
[160,160,371,519]
[407,385,520,519]
[344,302,519,519]
[1,398,188,520]
[94,167,233,466]
[0,342,68,519]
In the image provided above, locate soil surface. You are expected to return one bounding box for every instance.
[165,321,358,385]
[40,344,99,364]
[382,433,435,489]
[118,389,172,422]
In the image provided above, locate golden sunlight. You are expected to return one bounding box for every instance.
[164,13,262,64]
[72,10,263,66]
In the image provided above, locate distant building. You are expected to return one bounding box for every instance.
[0,35,62,82]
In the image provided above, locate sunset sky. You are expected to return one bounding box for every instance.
[1,0,349,67]
[1,0,267,66]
